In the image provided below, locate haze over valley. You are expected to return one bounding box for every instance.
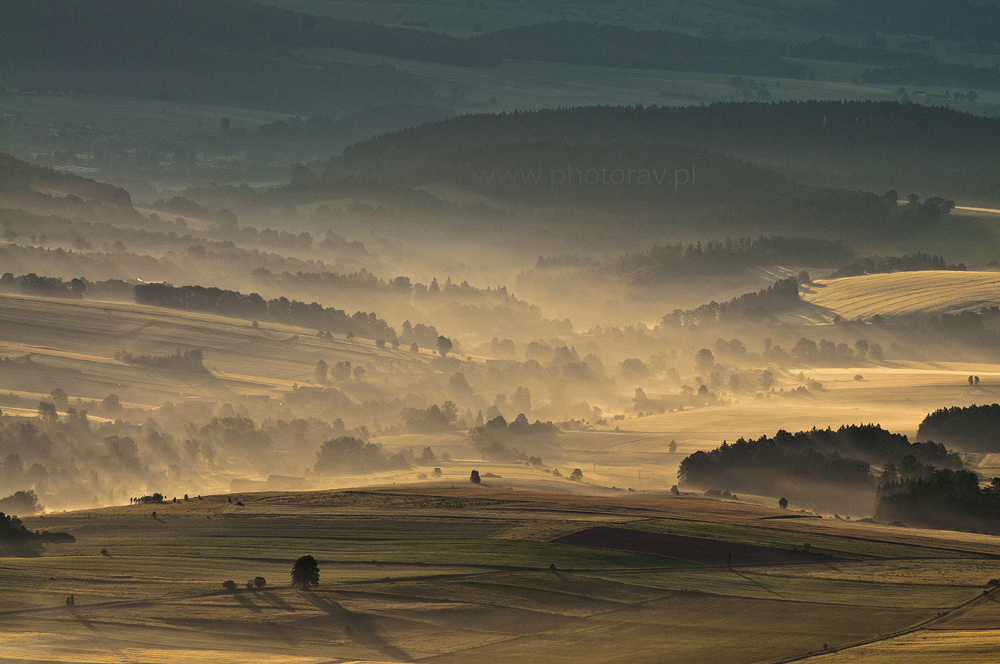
[6,1,1000,662]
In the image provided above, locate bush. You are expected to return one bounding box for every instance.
[470,469,481,484]
[253,576,267,588]
[222,580,237,591]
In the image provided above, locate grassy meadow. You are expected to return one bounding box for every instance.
[2,486,998,664]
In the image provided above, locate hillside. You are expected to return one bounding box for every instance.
[803,271,1000,318]
[4,484,1000,664]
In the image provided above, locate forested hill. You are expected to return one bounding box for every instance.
[337,101,998,166]
[0,153,132,207]
[0,0,448,113]
[332,102,1000,200]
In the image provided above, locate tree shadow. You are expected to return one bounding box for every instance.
[728,568,784,598]
[302,591,412,662]
[252,589,296,612]
[230,592,262,613]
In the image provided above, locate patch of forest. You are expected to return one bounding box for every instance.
[133,283,401,342]
[877,469,1000,533]
[331,102,1000,201]
[679,425,961,513]
[917,404,1000,452]
[662,277,802,325]
[468,413,557,463]
[832,251,965,277]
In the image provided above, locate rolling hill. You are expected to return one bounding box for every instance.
[802,271,1000,319]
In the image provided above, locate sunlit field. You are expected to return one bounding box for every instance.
[2,487,998,664]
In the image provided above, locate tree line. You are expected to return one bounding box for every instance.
[877,469,1000,533]
[832,251,965,277]
[917,404,1000,452]
[679,425,961,510]
[133,283,398,342]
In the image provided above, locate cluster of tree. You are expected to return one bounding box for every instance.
[917,404,1000,452]
[679,425,960,511]
[0,273,86,298]
[609,237,854,283]
[663,278,800,326]
[251,269,566,342]
[789,337,885,365]
[832,251,965,277]
[0,273,134,301]
[114,348,208,374]
[0,510,42,554]
[401,402,459,434]
[0,153,132,206]
[134,283,397,341]
[313,436,412,475]
[468,414,557,462]
[877,469,1000,532]
[0,490,42,515]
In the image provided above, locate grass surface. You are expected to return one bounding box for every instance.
[0,486,994,663]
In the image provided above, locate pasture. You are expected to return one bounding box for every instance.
[1,486,997,663]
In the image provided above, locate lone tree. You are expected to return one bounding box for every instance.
[436,335,453,357]
[569,468,584,482]
[778,496,789,510]
[291,555,320,590]
[470,469,481,484]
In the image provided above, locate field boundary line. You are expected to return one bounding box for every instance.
[760,586,998,663]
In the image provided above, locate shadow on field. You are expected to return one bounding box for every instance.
[728,568,784,599]
[231,592,263,613]
[303,591,412,662]
[252,589,296,612]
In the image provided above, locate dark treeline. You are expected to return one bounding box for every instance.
[0,154,132,207]
[337,102,1000,168]
[679,425,960,510]
[313,436,413,475]
[0,273,133,301]
[663,278,801,326]
[917,404,1000,452]
[877,469,1000,532]
[833,251,965,278]
[610,237,854,282]
[330,138,956,239]
[113,348,208,374]
[251,268,570,341]
[133,283,398,341]
[468,414,557,463]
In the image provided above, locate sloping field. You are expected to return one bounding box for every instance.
[0,293,429,408]
[802,270,1000,319]
[2,485,994,664]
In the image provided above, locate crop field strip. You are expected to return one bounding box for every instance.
[0,484,995,663]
